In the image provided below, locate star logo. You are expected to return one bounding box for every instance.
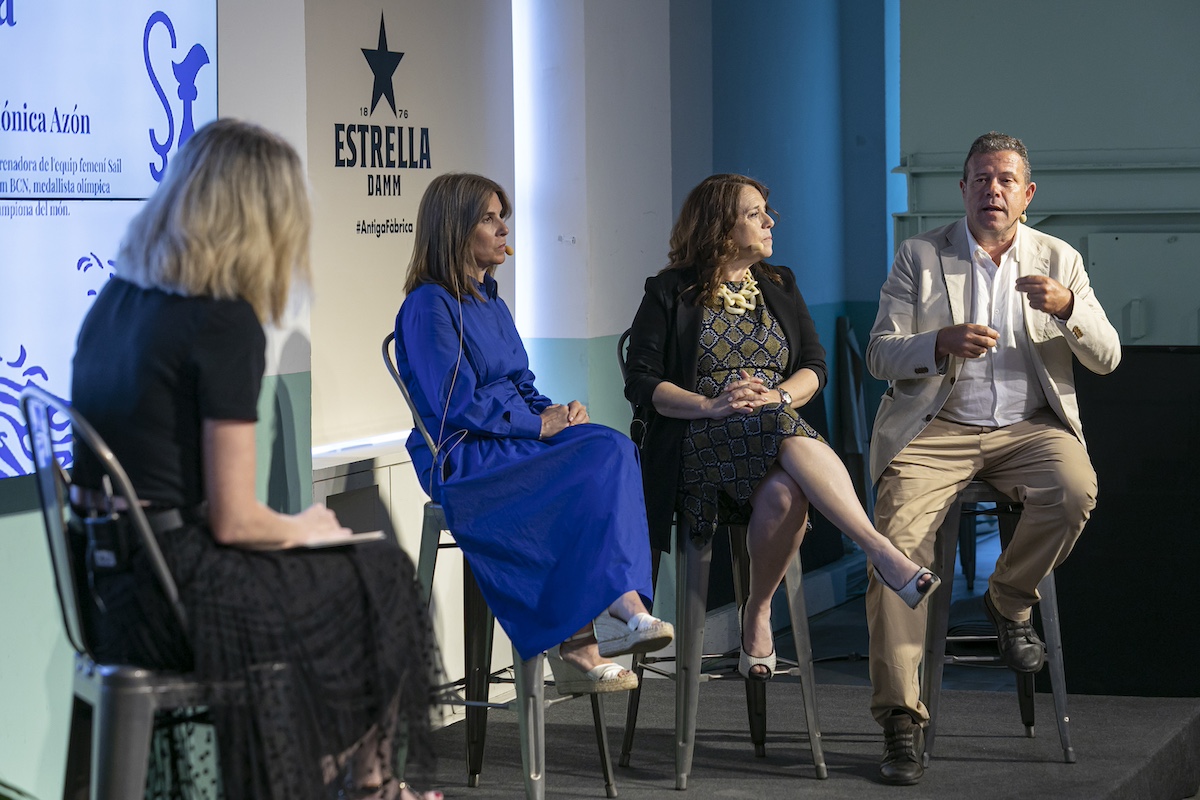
[361,14,404,116]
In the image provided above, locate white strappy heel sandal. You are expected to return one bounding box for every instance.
[874,565,941,609]
[737,606,776,682]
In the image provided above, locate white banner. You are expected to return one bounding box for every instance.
[0,0,216,478]
[0,200,142,477]
[0,1,217,200]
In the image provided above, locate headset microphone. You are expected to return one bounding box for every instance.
[432,245,512,495]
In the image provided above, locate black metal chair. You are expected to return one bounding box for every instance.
[382,331,617,799]
[838,311,988,588]
[615,329,827,789]
[921,479,1075,766]
[835,316,874,521]
[20,384,252,800]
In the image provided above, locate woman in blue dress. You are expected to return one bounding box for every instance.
[394,173,672,693]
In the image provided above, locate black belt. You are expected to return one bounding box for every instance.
[72,503,206,536]
[72,505,204,575]
[144,508,190,535]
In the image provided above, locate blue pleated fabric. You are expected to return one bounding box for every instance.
[395,276,653,659]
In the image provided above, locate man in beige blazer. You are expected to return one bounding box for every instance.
[864,132,1120,785]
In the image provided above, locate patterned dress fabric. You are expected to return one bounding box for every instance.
[678,285,823,544]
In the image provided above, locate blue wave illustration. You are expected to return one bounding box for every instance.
[77,252,116,297]
[0,349,73,479]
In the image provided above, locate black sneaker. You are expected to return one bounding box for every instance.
[879,712,924,786]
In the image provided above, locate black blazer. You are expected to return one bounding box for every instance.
[624,264,827,551]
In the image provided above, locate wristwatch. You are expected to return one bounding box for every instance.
[777,388,792,407]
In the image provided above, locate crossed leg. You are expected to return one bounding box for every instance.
[740,466,810,675]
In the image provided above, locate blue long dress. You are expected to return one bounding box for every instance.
[395,274,654,659]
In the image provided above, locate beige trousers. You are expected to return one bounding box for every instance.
[866,409,1097,725]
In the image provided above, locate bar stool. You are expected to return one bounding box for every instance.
[619,523,827,788]
[686,524,825,787]
[383,332,618,799]
[921,480,1076,766]
[954,497,1008,592]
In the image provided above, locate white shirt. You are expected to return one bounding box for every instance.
[938,220,1048,427]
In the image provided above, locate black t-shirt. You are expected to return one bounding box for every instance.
[71,277,266,508]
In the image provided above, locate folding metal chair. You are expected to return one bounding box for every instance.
[20,384,254,800]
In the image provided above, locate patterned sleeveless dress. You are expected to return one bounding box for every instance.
[677,283,823,545]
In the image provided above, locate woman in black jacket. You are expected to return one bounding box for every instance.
[625,173,938,681]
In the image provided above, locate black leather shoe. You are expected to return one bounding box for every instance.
[984,592,1046,673]
[879,712,924,785]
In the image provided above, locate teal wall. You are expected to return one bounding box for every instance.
[710,0,843,435]
[712,1,844,308]
[0,371,311,798]
[257,371,314,513]
[0,477,71,800]
[900,2,1200,157]
[524,335,631,436]
[839,0,893,305]
[708,0,898,439]
[896,0,1200,331]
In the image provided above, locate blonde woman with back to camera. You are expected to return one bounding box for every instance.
[69,118,442,800]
